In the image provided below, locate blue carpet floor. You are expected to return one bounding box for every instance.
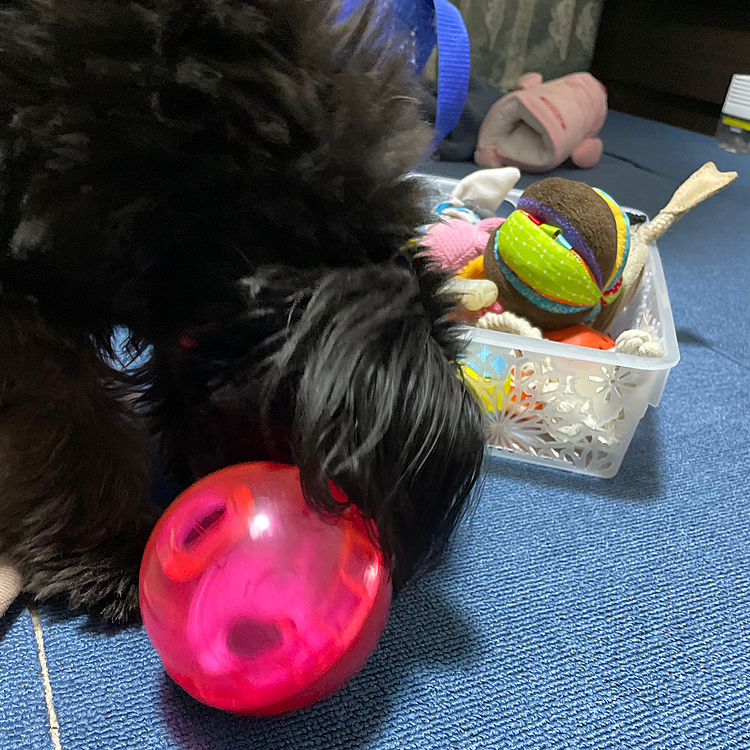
[0,603,51,749]
[2,111,749,749]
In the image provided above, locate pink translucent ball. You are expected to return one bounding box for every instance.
[139,462,392,716]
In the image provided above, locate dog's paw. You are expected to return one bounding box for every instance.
[94,579,142,625]
[46,564,143,625]
[614,329,664,358]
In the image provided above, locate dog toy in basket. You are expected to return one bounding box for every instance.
[592,161,738,332]
[140,462,391,715]
[483,176,631,332]
[421,163,737,474]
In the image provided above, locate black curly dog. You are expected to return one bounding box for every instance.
[0,0,484,623]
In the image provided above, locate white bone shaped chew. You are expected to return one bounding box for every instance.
[441,279,498,311]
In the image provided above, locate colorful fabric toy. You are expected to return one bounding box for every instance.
[425,164,736,363]
[480,165,737,334]
[483,177,630,331]
[474,72,607,173]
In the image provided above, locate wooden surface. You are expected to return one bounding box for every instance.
[591,0,750,133]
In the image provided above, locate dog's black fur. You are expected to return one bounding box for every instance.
[0,0,485,623]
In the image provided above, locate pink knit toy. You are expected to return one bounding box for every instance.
[422,216,504,271]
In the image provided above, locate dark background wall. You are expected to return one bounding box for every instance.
[591,0,750,133]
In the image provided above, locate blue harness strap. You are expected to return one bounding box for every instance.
[423,0,470,160]
[335,0,471,163]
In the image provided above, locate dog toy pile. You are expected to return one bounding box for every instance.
[140,462,390,715]
[423,163,737,458]
[426,162,738,354]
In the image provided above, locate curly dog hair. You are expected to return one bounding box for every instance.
[0,0,485,623]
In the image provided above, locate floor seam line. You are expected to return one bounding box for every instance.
[29,605,62,750]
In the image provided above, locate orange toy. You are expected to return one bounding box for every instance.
[454,255,485,280]
[544,325,615,350]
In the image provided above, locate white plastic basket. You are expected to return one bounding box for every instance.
[423,175,680,478]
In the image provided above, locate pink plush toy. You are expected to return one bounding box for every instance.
[422,216,504,271]
[475,72,608,173]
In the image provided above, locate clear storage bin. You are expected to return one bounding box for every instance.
[423,175,680,478]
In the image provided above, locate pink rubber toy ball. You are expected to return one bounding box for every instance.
[139,462,392,715]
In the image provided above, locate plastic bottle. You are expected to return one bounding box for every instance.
[715,74,750,155]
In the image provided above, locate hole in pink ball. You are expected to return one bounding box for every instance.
[226,619,283,658]
[183,506,227,548]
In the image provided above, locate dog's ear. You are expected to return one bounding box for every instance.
[261,261,486,587]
